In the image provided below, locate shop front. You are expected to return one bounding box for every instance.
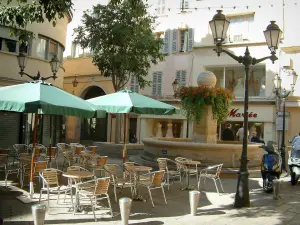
[218,103,276,143]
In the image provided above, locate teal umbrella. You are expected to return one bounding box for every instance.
[0,81,106,118]
[87,89,178,115]
[87,89,179,163]
[0,81,106,197]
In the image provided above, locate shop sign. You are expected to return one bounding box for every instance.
[228,108,258,118]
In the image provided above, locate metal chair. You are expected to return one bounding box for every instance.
[45,147,58,168]
[104,164,135,202]
[175,157,199,185]
[0,154,20,187]
[88,156,108,177]
[157,158,182,190]
[21,161,48,188]
[136,170,167,207]
[197,164,224,194]
[77,177,113,221]
[39,168,72,212]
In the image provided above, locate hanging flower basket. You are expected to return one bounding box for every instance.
[179,85,235,123]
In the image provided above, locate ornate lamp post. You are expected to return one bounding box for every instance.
[274,71,298,171]
[17,51,60,81]
[209,10,282,208]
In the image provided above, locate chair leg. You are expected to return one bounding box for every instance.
[218,178,225,193]
[39,190,43,203]
[213,179,219,194]
[167,173,170,190]
[161,185,167,205]
[57,192,60,204]
[90,197,96,222]
[5,171,8,187]
[197,177,201,191]
[114,185,117,202]
[47,190,50,208]
[106,194,113,217]
[147,187,154,208]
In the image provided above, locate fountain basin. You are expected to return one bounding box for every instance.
[142,138,263,168]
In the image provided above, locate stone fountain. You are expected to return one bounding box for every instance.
[132,71,263,177]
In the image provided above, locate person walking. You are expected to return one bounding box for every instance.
[221,124,234,141]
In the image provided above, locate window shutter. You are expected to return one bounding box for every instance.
[176,70,181,81]
[184,0,189,9]
[181,70,187,86]
[164,29,170,54]
[152,72,158,96]
[131,76,139,93]
[157,71,163,96]
[187,28,194,52]
[172,29,178,53]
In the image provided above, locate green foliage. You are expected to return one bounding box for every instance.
[0,0,73,44]
[73,0,164,91]
[179,86,235,123]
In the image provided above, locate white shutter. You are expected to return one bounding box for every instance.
[176,70,181,81]
[152,72,158,96]
[187,28,194,52]
[181,70,187,86]
[164,29,170,54]
[157,72,163,96]
[131,76,139,93]
[130,76,135,92]
[172,29,178,53]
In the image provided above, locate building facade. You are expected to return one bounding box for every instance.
[64,0,300,145]
[0,1,71,148]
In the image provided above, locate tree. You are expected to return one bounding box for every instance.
[73,0,164,91]
[0,0,73,44]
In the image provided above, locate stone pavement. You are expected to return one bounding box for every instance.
[1,157,300,225]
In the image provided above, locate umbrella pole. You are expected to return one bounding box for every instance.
[123,114,127,164]
[30,113,38,199]
[110,114,113,142]
[49,115,52,164]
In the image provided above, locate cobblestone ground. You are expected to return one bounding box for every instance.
[1,156,300,225]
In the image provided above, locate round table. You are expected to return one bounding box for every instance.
[125,166,152,173]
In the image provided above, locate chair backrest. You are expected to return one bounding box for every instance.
[13,144,28,154]
[34,161,48,174]
[88,146,97,153]
[96,156,108,167]
[151,171,165,186]
[67,166,87,172]
[0,154,8,167]
[215,164,223,178]
[46,147,57,157]
[63,151,74,166]
[94,177,110,195]
[70,143,80,146]
[157,158,168,171]
[75,146,85,155]
[0,149,9,155]
[104,164,118,178]
[175,157,187,170]
[57,143,69,153]
[40,168,60,187]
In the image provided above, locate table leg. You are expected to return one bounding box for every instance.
[132,172,147,202]
[181,165,194,191]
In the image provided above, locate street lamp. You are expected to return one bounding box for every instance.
[274,70,298,172]
[72,75,79,88]
[210,10,282,208]
[17,50,60,81]
[172,79,180,98]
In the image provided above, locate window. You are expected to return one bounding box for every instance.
[36,36,64,62]
[176,70,187,87]
[130,76,139,93]
[0,38,30,54]
[180,0,189,10]
[226,14,254,43]
[170,28,194,53]
[156,0,166,15]
[206,65,265,97]
[152,71,163,96]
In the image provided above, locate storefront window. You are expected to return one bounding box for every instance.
[206,65,266,97]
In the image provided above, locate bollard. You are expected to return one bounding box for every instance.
[119,197,132,225]
[273,179,281,200]
[32,204,46,225]
[189,191,200,216]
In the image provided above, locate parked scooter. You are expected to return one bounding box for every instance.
[288,137,300,185]
[260,141,282,193]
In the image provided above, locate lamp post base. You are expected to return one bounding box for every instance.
[234,171,250,208]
